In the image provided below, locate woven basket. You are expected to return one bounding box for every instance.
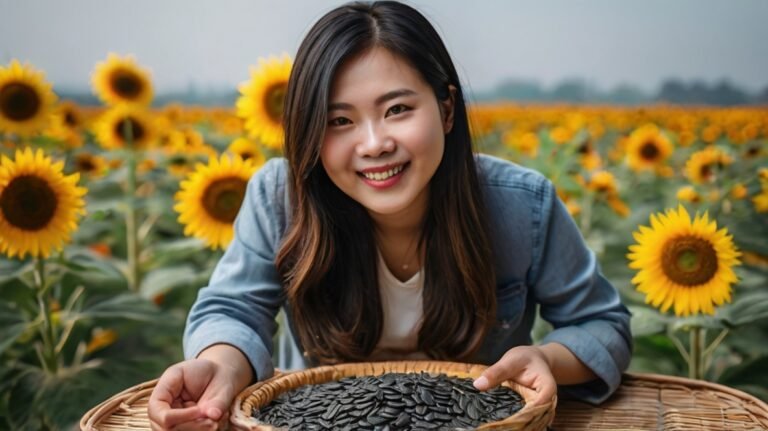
[80,371,768,430]
[551,372,768,430]
[80,378,157,431]
[230,360,555,431]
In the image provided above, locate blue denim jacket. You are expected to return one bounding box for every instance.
[183,154,632,404]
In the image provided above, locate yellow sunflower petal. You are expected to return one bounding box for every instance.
[91,53,153,106]
[627,205,741,317]
[174,154,260,250]
[0,60,58,137]
[236,54,292,151]
[0,148,87,259]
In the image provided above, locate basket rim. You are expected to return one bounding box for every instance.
[79,378,158,431]
[77,371,768,431]
[230,360,556,431]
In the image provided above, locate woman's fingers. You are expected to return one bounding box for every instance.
[149,364,207,429]
[473,346,558,406]
[474,349,527,390]
[149,406,204,431]
[171,418,219,431]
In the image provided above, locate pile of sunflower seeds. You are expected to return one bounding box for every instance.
[252,372,524,430]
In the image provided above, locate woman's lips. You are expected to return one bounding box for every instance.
[358,162,410,189]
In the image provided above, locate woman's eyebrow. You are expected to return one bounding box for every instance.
[328,88,417,112]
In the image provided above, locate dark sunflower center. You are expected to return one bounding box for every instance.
[700,164,712,180]
[202,177,247,223]
[76,155,96,172]
[113,117,145,144]
[64,110,78,127]
[640,141,660,161]
[0,82,41,121]
[661,236,718,286]
[0,175,58,230]
[746,146,759,158]
[264,83,286,123]
[577,141,591,154]
[240,152,253,160]
[111,69,143,99]
[169,156,187,166]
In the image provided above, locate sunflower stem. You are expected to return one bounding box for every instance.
[123,119,141,292]
[689,326,704,380]
[703,328,729,359]
[667,328,690,363]
[34,257,58,373]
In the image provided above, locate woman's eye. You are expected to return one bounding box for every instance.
[328,117,351,126]
[386,104,410,116]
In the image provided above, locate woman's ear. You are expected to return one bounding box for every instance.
[439,85,457,134]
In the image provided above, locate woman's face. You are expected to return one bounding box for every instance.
[321,47,453,221]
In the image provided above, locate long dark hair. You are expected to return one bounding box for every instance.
[276,0,496,364]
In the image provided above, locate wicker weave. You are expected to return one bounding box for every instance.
[80,378,157,431]
[551,373,768,430]
[230,361,555,430]
[80,371,768,431]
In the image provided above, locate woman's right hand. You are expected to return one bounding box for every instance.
[148,358,241,431]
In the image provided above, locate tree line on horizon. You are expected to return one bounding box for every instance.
[52,77,768,107]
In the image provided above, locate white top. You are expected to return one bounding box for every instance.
[370,249,429,360]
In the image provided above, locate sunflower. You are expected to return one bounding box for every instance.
[227,137,266,167]
[47,101,85,149]
[73,152,108,179]
[587,171,630,217]
[730,183,747,200]
[753,189,768,213]
[502,130,539,158]
[684,147,733,185]
[0,60,57,137]
[174,154,259,249]
[625,124,673,172]
[676,186,701,203]
[236,54,292,150]
[587,170,618,195]
[0,148,87,259]
[95,104,157,150]
[91,53,153,106]
[627,205,741,317]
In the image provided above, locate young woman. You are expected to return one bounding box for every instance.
[149,2,632,429]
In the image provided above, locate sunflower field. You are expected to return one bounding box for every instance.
[0,55,766,430]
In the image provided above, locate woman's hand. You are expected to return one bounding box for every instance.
[148,358,241,431]
[473,345,557,406]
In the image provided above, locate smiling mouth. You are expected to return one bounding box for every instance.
[358,162,410,181]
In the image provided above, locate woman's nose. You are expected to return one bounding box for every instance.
[356,122,395,158]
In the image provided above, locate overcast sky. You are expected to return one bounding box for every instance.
[2,0,767,98]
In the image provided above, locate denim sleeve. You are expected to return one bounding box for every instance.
[528,178,633,405]
[183,159,285,382]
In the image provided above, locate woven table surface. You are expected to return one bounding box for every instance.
[81,372,768,430]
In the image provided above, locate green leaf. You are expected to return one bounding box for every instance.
[718,356,768,402]
[628,334,686,376]
[143,237,207,269]
[0,301,28,355]
[628,305,669,336]
[719,290,768,326]
[670,314,728,331]
[0,258,33,284]
[139,264,200,298]
[77,293,164,323]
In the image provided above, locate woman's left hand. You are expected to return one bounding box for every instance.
[473,345,557,406]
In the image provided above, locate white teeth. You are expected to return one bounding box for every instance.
[363,164,404,181]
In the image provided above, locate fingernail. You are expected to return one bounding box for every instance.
[207,407,222,420]
[473,376,489,390]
